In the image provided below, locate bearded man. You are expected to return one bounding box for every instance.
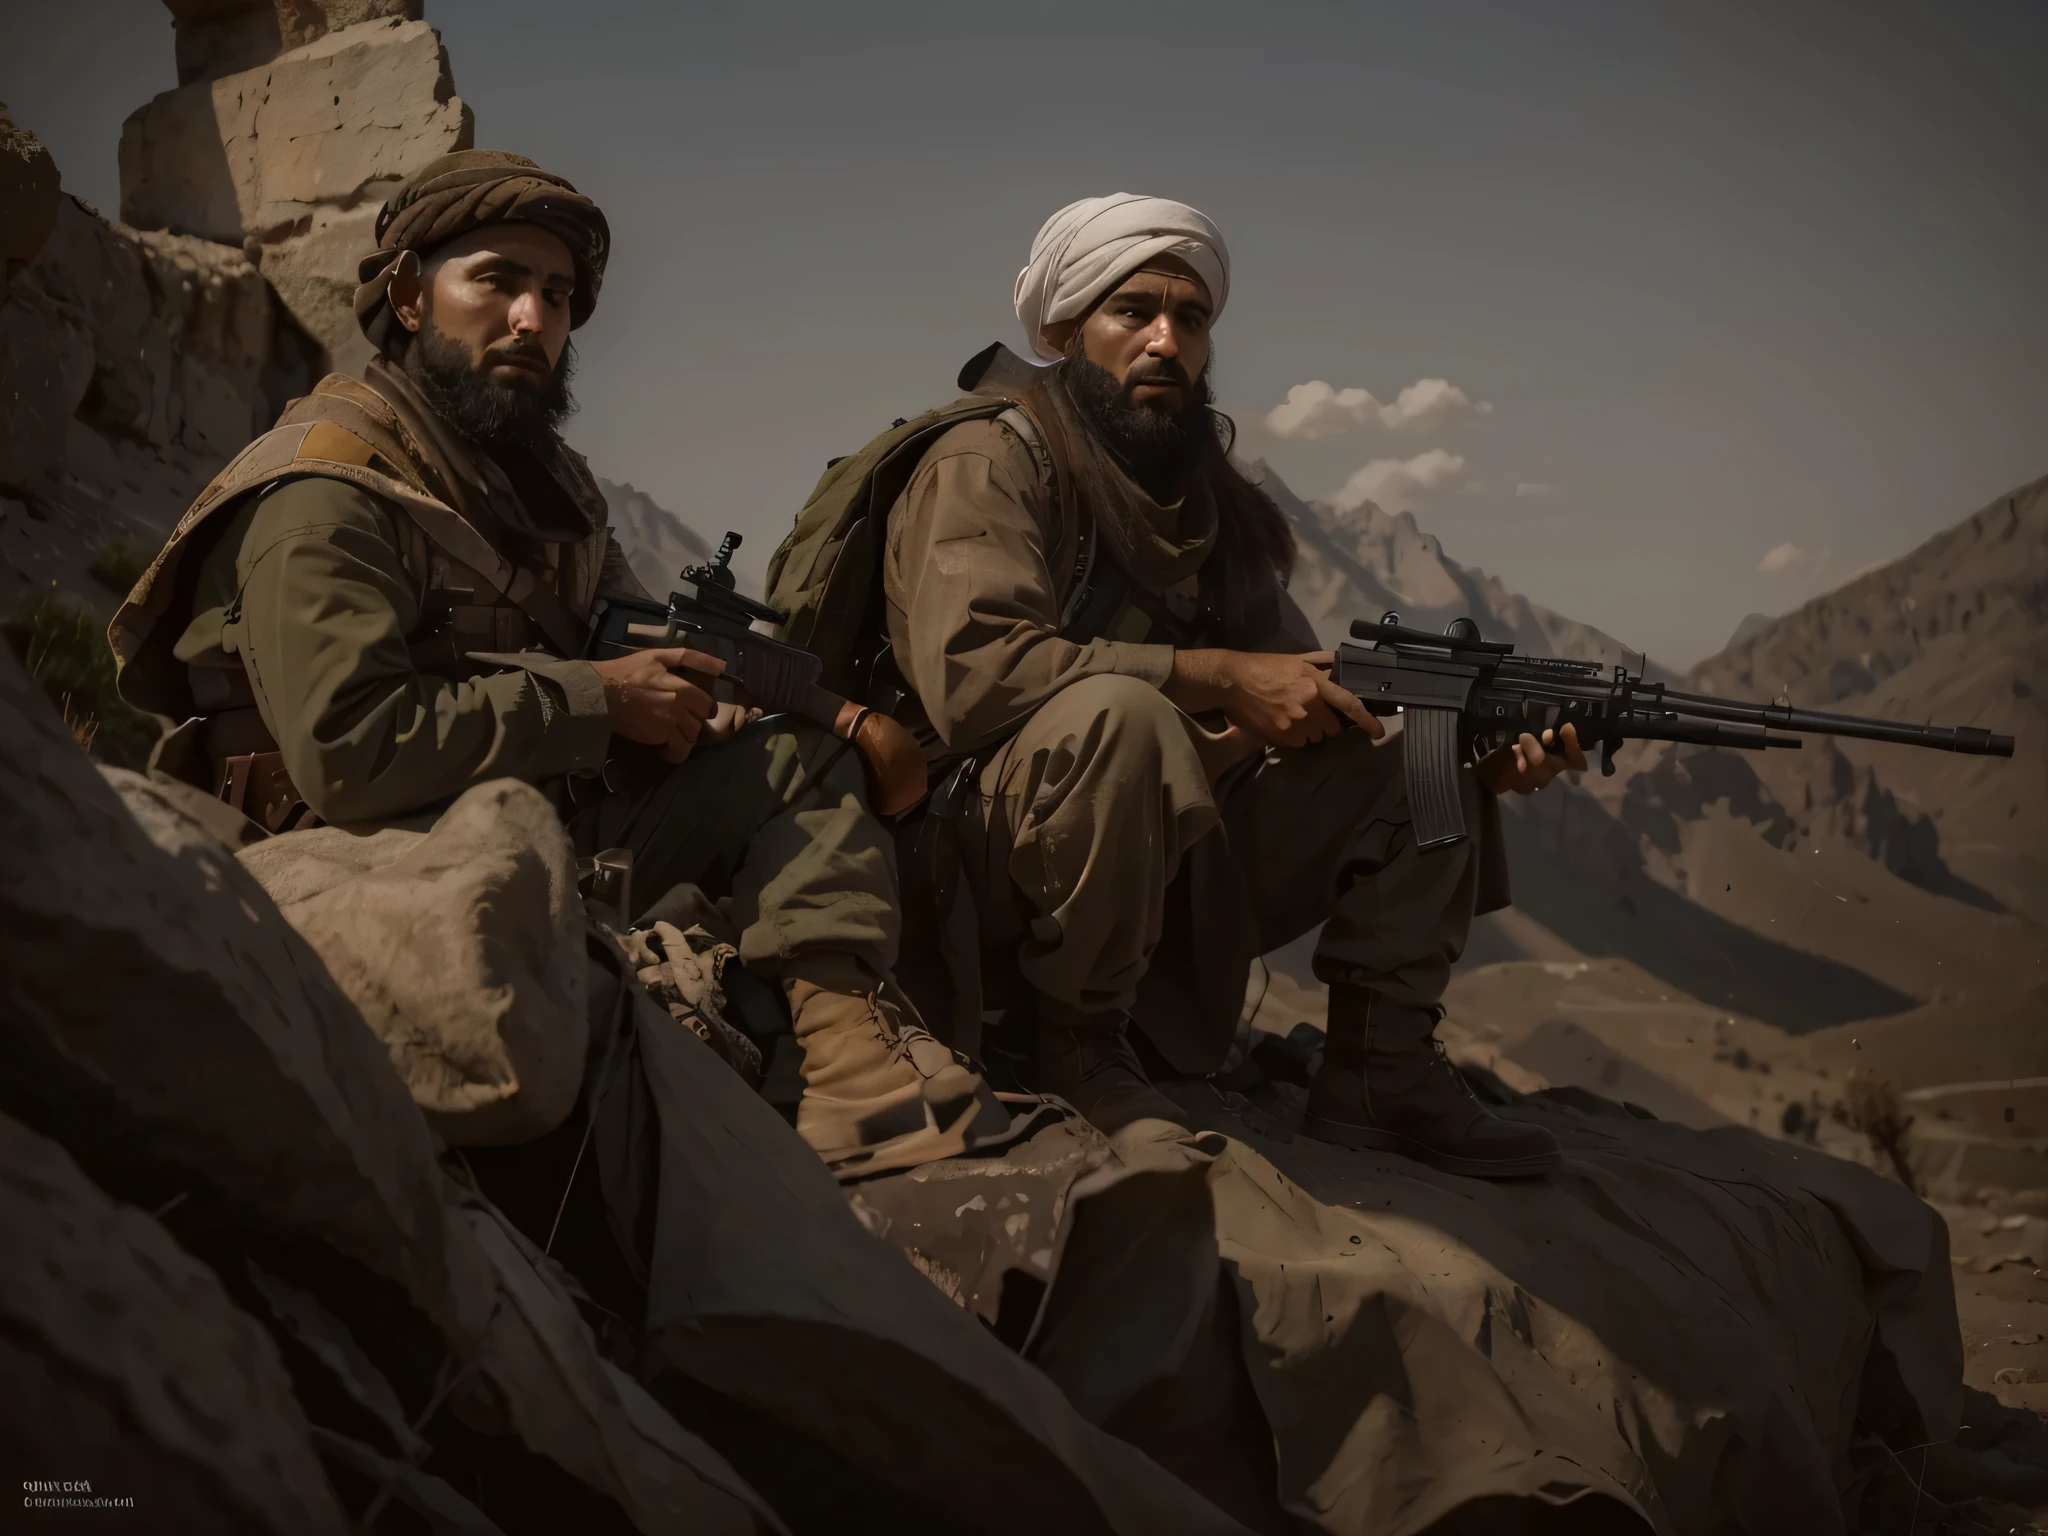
[109,150,1003,1174]
[876,194,1583,1177]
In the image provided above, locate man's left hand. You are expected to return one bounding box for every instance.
[1478,722,1587,796]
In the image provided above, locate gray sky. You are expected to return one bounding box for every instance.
[8,0,2045,666]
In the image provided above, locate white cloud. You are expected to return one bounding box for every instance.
[1514,482,1557,498]
[1757,542,1809,574]
[1265,378,1487,439]
[1331,449,1466,511]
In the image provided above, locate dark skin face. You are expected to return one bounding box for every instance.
[388,223,575,391]
[1042,252,1215,413]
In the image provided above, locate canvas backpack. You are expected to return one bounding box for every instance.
[763,343,1082,706]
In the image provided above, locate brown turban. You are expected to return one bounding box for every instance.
[352,149,611,353]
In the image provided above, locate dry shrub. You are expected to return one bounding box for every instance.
[1833,1073,1920,1194]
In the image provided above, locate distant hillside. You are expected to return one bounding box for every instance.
[1257,462,2047,1033]
[598,478,713,598]
[1249,460,1673,680]
[1682,472,2047,920]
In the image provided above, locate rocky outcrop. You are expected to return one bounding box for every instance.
[0,103,61,294]
[0,182,318,611]
[121,1,472,374]
[0,1110,349,1533]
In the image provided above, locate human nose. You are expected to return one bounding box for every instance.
[506,286,544,336]
[1143,313,1181,357]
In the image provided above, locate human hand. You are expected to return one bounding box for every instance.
[1165,649,1384,750]
[590,647,724,764]
[1477,722,1587,795]
[698,698,761,748]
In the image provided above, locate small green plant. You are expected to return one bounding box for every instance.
[88,537,150,596]
[4,588,157,767]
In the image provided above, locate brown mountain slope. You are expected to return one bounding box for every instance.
[1683,473,2048,918]
[597,477,713,598]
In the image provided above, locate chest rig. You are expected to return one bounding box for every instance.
[112,370,611,827]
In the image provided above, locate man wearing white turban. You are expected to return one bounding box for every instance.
[1012,194,1231,363]
[855,193,1579,1176]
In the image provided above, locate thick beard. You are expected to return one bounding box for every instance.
[1061,334,1216,500]
[399,315,577,451]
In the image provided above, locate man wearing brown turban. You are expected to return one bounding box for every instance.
[110,150,1004,1176]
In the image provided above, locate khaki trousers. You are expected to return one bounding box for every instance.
[566,718,901,984]
[965,675,1506,1072]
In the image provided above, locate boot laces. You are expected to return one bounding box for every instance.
[1429,1035,1481,1102]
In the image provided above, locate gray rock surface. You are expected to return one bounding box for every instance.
[0,1109,350,1534]
[0,645,454,1309]
[0,102,61,293]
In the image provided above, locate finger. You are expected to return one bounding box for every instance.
[1559,721,1589,772]
[1518,731,1547,771]
[644,646,727,678]
[1300,650,1337,670]
[1316,676,1381,735]
[660,733,694,765]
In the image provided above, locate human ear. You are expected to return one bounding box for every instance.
[387,249,426,334]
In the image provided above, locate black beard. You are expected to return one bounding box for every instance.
[1059,337,1216,501]
[400,316,577,451]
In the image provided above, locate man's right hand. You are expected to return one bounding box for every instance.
[590,647,724,763]
[1164,648,1384,750]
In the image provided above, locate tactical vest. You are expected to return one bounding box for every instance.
[110,370,613,826]
[764,342,1203,722]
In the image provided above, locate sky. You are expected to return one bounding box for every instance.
[6,0,2045,667]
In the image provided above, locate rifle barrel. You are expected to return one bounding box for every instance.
[1656,687,2014,756]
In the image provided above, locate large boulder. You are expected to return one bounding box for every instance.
[121,9,473,373]
[0,646,454,1309]
[0,1109,349,1534]
[239,780,591,1147]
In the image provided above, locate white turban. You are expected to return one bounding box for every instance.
[1013,193,1230,361]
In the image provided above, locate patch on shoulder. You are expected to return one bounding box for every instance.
[297,421,377,468]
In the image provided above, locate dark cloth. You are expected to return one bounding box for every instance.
[353,149,611,351]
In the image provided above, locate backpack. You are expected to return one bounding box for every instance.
[763,344,1077,703]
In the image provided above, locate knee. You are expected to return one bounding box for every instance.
[1041,673,1185,760]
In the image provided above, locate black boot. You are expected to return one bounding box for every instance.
[1302,987,1560,1178]
[1032,997,1190,1135]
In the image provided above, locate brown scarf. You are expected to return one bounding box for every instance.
[361,358,597,567]
[1046,365,1292,646]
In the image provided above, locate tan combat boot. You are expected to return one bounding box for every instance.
[1301,986,1560,1178]
[786,960,1010,1178]
[1032,997,1191,1135]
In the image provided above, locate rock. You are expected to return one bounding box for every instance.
[0,648,454,1312]
[120,15,473,370]
[0,1108,349,1533]
[165,0,427,86]
[0,102,61,293]
[0,184,316,606]
[238,780,591,1147]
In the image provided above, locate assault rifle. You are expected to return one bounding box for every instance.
[586,531,927,814]
[1335,612,2015,851]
